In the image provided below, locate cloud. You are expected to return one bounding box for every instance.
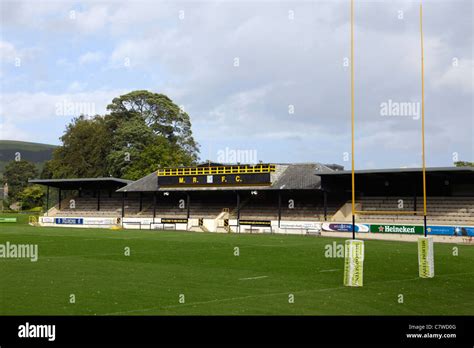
[434,59,474,94]
[78,51,105,65]
[0,40,20,64]
[71,5,109,34]
[0,40,37,66]
[0,121,31,141]
[0,0,472,167]
[67,81,88,92]
[0,89,129,144]
[0,89,126,123]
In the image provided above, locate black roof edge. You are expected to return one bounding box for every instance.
[29,177,133,185]
[317,166,474,175]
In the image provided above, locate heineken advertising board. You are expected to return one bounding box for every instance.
[370,224,423,235]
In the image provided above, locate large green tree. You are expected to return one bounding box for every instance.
[48,115,111,178]
[106,90,199,161]
[3,160,38,201]
[123,136,195,180]
[105,115,155,178]
[47,90,200,180]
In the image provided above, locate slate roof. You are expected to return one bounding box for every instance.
[117,163,327,192]
[317,166,474,175]
[272,163,321,190]
[29,177,132,189]
[116,171,158,192]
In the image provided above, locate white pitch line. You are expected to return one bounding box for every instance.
[80,238,107,241]
[103,285,344,315]
[239,276,268,280]
[100,271,474,316]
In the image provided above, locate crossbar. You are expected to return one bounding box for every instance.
[355,210,420,215]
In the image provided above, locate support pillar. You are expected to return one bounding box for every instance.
[121,192,125,218]
[413,182,417,212]
[236,192,240,233]
[277,191,282,228]
[323,190,328,221]
[46,186,50,215]
[186,193,190,219]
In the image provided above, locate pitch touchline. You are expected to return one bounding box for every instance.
[239,276,268,280]
[103,285,344,315]
[102,271,474,315]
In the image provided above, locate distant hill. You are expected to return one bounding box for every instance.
[0,140,57,179]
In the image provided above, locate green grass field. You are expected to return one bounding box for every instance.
[0,214,473,315]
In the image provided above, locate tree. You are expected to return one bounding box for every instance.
[123,136,195,180]
[454,161,474,167]
[105,115,155,178]
[40,160,55,179]
[106,90,199,162]
[18,185,45,210]
[47,90,200,180]
[48,115,111,178]
[3,160,38,201]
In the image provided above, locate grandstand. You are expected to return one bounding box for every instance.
[356,196,474,224]
[319,167,474,226]
[30,163,474,241]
